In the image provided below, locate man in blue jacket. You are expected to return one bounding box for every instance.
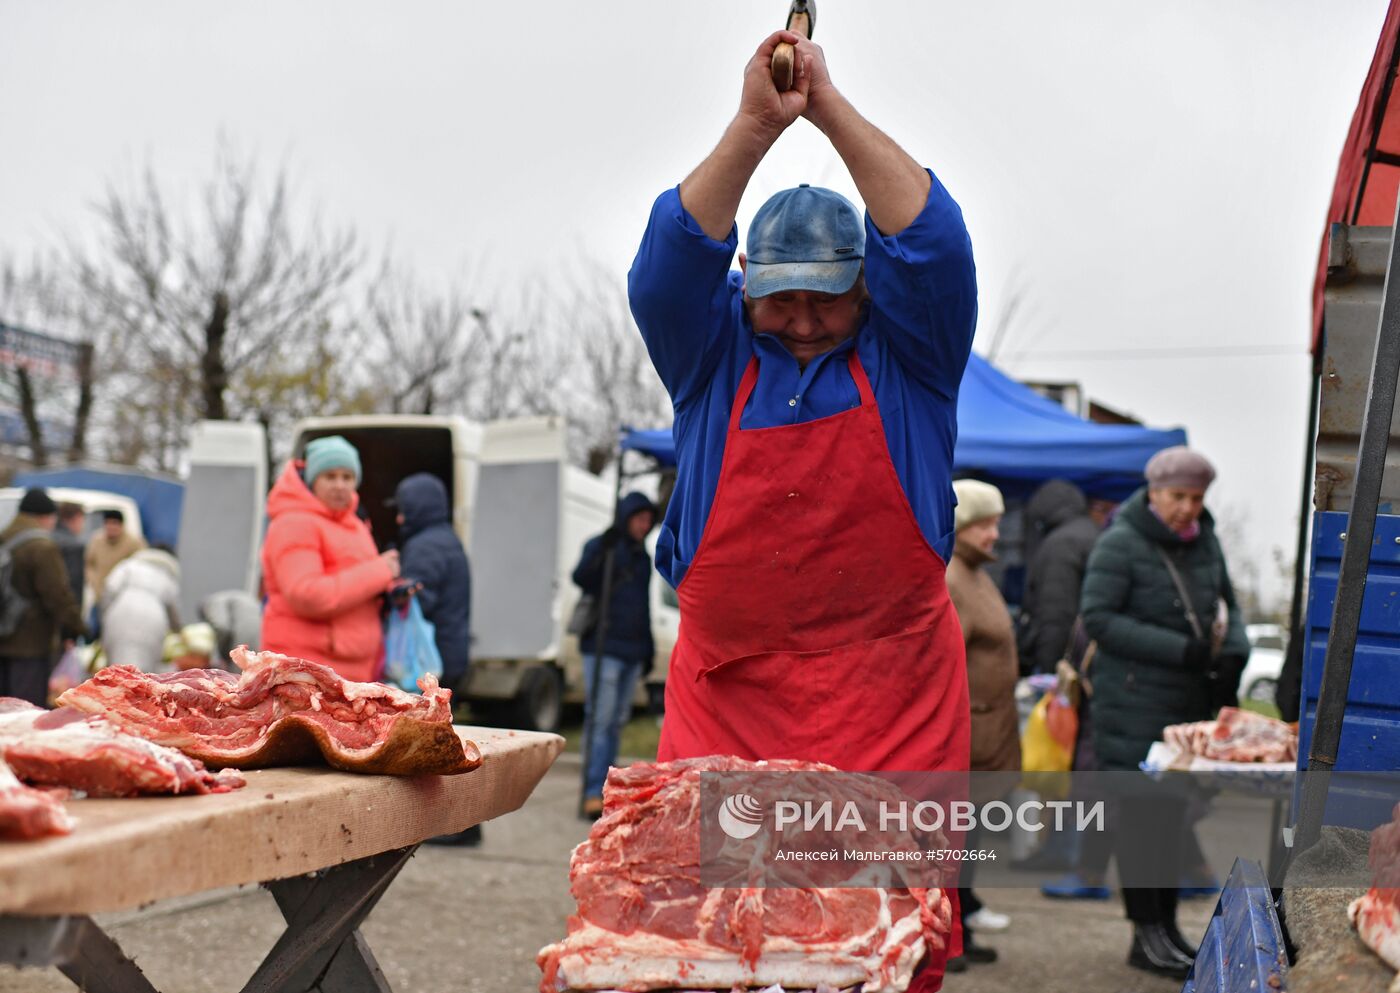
[395,472,478,845]
[395,473,472,691]
[572,491,657,818]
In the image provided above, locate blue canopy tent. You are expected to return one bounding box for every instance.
[954,354,1186,499]
[621,354,1185,498]
[14,466,185,548]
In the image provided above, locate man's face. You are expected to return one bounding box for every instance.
[103,519,123,540]
[960,516,1001,557]
[1087,499,1117,529]
[1148,486,1206,532]
[627,510,656,543]
[312,468,358,513]
[740,257,867,366]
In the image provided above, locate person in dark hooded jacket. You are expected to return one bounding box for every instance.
[572,491,657,817]
[1019,480,1104,676]
[394,473,472,690]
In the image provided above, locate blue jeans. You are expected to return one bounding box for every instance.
[582,653,643,797]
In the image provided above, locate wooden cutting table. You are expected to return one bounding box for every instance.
[0,726,563,993]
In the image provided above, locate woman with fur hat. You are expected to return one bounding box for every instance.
[945,478,1020,971]
[1080,446,1250,978]
[260,436,400,681]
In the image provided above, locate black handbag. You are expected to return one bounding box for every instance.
[566,594,600,638]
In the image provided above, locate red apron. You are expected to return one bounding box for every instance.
[658,351,970,988]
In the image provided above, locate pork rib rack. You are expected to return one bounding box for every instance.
[538,756,951,993]
[58,648,481,776]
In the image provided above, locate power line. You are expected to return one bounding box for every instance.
[998,344,1307,362]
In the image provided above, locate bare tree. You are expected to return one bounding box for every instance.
[1213,500,1264,622]
[363,264,475,416]
[0,255,100,466]
[558,267,670,473]
[359,263,560,424]
[74,145,361,470]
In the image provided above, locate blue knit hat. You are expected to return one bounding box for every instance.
[303,435,361,485]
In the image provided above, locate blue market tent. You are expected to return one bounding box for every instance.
[14,466,185,548]
[621,354,1185,499]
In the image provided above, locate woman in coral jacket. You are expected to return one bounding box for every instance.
[260,436,400,681]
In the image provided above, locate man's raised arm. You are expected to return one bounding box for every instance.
[679,31,813,241]
[791,37,931,236]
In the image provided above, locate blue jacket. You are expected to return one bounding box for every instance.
[572,491,656,668]
[396,473,472,686]
[627,174,977,588]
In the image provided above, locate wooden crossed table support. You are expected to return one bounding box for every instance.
[0,726,563,992]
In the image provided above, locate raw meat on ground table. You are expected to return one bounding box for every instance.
[1350,802,1400,989]
[538,756,952,993]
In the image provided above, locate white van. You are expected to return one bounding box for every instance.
[0,487,144,543]
[288,414,678,731]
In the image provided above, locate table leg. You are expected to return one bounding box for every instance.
[240,845,416,993]
[0,915,158,993]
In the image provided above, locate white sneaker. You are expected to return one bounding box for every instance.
[965,907,1011,932]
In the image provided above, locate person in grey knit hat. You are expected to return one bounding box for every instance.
[1078,447,1249,978]
[1145,446,1216,492]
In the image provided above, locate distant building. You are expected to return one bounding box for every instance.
[1023,380,1145,426]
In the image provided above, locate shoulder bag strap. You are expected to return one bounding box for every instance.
[1154,545,1206,641]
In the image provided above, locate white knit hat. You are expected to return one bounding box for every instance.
[953,479,1005,531]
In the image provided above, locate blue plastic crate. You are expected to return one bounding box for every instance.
[1298,511,1400,830]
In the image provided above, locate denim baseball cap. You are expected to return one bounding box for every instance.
[744,184,865,298]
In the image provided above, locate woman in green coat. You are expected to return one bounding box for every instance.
[1080,447,1250,979]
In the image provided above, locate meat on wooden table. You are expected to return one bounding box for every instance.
[57,647,481,776]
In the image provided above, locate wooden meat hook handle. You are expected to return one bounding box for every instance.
[770,0,815,92]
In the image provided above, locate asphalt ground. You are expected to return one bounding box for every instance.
[0,755,1283,993]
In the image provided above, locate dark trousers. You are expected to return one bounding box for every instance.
[0,655,52,707]
[1117,793,1186,924]
[958,822,984,938]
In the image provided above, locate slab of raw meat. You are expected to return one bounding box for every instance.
[1162,708,1296,764]
[0,698,245,797]
[0,752,72,839]
[1202,707,1297,763]
[1349,803,1400,987]
[1164,720,1215,757]
[58,648,480,775]
[538,756,951,993]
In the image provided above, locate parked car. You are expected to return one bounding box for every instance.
[1238,622,1286,706]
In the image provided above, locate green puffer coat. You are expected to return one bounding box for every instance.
[1081,488,1250,771]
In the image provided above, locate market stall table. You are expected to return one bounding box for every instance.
[0,725,562,993]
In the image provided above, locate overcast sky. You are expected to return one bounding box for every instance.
[0,0,1390,606]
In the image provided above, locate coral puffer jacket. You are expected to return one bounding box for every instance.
[260,461,394,681]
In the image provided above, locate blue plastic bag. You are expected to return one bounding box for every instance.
[383,598,444,692]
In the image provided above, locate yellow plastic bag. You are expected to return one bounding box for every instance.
[1021,691,1077,798]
